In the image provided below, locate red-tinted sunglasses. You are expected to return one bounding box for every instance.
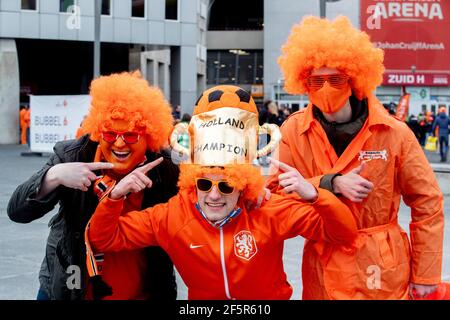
[101,131,142,144]
[306,74,349,91]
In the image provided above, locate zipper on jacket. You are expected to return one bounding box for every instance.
[220,227,233,300]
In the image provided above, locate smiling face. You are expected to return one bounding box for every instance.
[196,173,241,223]
[99,119,147,176]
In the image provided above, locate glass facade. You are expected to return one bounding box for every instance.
[207,50,263,85]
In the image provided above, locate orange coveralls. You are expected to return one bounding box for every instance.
[87,188,357,300]
[20,108,29,144]
[267,96,444,299]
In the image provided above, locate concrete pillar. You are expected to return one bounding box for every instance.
[140,49,171,100]
[178,45,197,115]
[0,39,20,144]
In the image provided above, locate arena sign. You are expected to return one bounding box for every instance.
[361,0,450,86]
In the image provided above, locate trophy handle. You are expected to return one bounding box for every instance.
[170,122,191,159]
[256,123,282,157]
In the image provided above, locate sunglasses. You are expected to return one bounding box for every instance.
[196,178,235,195]
[101,131,142,144]
[306,74,349,91]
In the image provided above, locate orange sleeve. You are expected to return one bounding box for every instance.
[398,126,444,285]
[266,121,324,193]
[263,189,357,246]
[88,195,174,252]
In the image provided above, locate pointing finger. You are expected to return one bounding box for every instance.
[136,157,164,174]
[268,157,295,173]
[86,162,114,171]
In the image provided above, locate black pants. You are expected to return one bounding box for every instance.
[439,135,448,161]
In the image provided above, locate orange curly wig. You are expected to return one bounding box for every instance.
[82,71,174,151]
[278,16,385,100]
[177,164,265,203]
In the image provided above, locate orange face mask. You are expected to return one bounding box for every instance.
[308,78,352,114]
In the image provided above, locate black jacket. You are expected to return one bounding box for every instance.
[7,135,180,300]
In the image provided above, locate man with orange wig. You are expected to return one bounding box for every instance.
[266,16,444,299]
[8,71,179,300]
[85,85,358,299]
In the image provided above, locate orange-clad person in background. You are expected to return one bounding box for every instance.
[85,85,358,300]
[266,16,444,299]
[19,106,29,144]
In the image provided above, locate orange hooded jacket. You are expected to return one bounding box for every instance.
[266,96,444,300]
[87,188,357,300]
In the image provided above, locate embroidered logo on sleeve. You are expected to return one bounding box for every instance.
[358,150,388,161]
[234,230,258,261]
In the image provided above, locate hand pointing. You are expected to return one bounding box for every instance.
[268,157,318,202]
[110,157,163,200]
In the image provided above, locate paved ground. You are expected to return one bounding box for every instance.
[0,144,448,299]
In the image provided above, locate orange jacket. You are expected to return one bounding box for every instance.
[267,96,444,300]
[88,188,356,300]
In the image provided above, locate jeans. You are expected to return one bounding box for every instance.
[36,287,50,300]
[439,135,448,161]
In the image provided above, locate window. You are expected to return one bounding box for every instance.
[21,0,37,11]
[60,0,77,13]
[207,50,263,85]
[102,0,111,15]
[165,0,178,20]
[209,0,263,30]
[132,0,145,18]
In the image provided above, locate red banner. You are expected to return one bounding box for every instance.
[361,0,450,86]
[396,93,410,121]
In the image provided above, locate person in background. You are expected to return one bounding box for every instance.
[407,114,420,142]
[172,105,181,124]
[19,105,30,145]
[432,107,450,162]
[267,101,282,126]
[258,100,270,125]
[417,113,427,146]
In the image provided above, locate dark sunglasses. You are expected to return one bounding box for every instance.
[101,131,142,144]
[196,178,235,195]
[306,74,349,91]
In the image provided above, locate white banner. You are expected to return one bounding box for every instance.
[30,95,91,153]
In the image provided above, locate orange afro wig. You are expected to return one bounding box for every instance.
[278,16,385,100]
[82,71,174,152]
[177,164,265,204]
